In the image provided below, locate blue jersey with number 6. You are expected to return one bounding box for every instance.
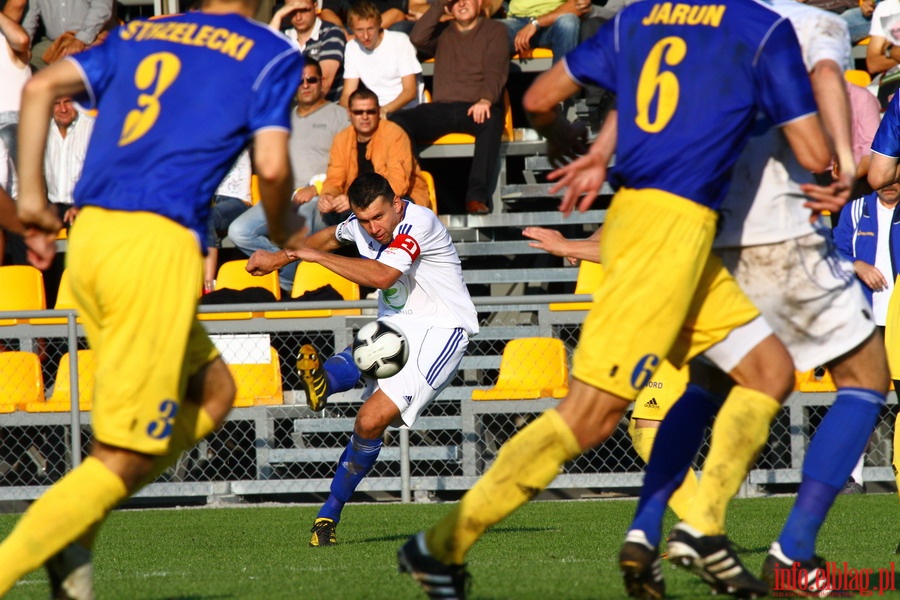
[68,13,302,241]
[564,0,816,210]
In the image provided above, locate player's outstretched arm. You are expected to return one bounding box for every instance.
[246,226,342,276]
[522,226,601,264]
[781,114,832,174]
[523,61,586,167]
[868,152,900,190]
[254,129,306,248]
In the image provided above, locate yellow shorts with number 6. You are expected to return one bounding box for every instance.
[571,188,760,400]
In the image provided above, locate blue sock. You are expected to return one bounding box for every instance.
[324,347,360,395]
[630,384,723,547]
[778,387,884,560]
[317,433,383,523]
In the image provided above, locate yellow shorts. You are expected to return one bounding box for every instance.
[885,275,900,380]
[631,359,689,421]
[67,207,218,456]
[571,188,760,400]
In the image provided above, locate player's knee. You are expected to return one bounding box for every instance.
[729,335,795,402]
[353,412,389,439]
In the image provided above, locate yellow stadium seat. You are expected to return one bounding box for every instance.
[857,36,870,46]
[0,351,45,409]
[549,260,603,311]
[0,265,46,325]
[845,69,872,87]
[229,346,284,407]
[472,337,569,400]
[250,174,261,205]
[200,259,281,321]
[26,350,95,412]
[29,269,81,325]
[264,261,360,319]
[429,90,514,143]
[512,48,554,60]
[794,368,837,393]
[420,170,439,213]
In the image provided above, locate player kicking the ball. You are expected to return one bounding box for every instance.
[246,172,478,547]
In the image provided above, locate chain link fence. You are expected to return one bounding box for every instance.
[0,300,897,502]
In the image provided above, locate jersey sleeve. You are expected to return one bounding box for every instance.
[249,49,304,133]
[872,93,900,158]
[377,228,421,274]
[753,19,817,128]
[335,216,358,244]
[563,18,617,92]
[800,11,851,71]
[67,32,120,110]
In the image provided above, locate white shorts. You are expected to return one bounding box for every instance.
[362,315,469,427]
[713,230,875,372]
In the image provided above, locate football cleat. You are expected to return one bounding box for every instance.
[297,344,329,412]
[46,543,94,600]
[667,523,768,599]
[398,532,470,600]
[761,542,833,598]
[619,530,665,599]
[309,518,337,547]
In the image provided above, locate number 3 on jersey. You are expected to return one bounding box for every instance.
[635,36,686,133]
[119,52,181,147]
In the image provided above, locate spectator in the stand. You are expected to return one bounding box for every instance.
[391,0,508,215]
[270,0,346,102]
[0,1,30,265]
[495,0,587,64]
[229,59,348,292]
[205,150,253,293]
[843,0,877,44]
[320,0,425,34]
[866,0,900,107]
[44,96,94,227]
[832,182,900,493]
[22,0,113,70]
[244,88,430,277]
[340,1,424,116]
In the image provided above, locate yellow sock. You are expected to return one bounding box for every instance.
[137,402,217,489]
[0,456,127,595]
[893,411,900,507]
[685,386,781,536]
[425,409,581,565]
[628,419,698,520]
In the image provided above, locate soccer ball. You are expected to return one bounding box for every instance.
[352,320,409,378]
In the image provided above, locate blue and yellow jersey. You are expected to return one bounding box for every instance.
[68,12,303,242]
[565,0,816,210]
[873,92,900,159]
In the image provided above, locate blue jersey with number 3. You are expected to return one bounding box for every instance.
[565,0,815,210]
[68,12,303,241]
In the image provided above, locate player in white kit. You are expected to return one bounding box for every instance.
[619,3,890,597]
[246,172,477,547]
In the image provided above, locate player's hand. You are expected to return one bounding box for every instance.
[854,261,889,291]
[24,227,57,270]
[523,226,569,257]
[547,151,607,216]
[246,249,292,276]
[514,22,537,55]
[63,206,79,224]
[800,170,852,218]
[467,100,491,124]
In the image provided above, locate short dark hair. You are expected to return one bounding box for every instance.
[348,0,382,26]
[302,56,323,77]
[348,172,395,209]
[348,86,379,108]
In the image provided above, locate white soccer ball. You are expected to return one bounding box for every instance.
[352,320,409,378]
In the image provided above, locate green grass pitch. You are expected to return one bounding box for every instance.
[1,494,898,599]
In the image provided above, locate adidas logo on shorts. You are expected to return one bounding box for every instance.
[643,397,659,410]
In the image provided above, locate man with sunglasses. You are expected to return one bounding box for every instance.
[271,0,346,101]
[230,58,347,292]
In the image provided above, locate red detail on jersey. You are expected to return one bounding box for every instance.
[390,233,420,260]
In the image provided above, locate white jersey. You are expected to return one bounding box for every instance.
[715,0,851,248]
[335,201,479,335]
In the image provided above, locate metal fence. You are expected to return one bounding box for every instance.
[0,297,896,503]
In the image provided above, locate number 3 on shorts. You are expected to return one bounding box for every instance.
[147,399,179,440]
